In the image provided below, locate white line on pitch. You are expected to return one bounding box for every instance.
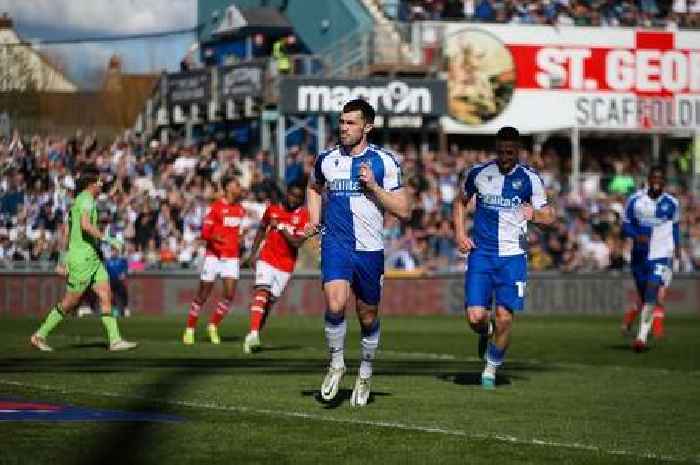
[0,380,695,464]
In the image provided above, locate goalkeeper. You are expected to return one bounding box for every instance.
[30,168,138,352]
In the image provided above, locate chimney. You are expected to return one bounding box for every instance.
[0,12,13,29]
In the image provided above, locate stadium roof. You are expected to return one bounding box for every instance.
[212,6,292,39]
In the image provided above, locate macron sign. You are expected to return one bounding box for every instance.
[279,79,447,116]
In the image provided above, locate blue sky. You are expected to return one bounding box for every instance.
[0,0,197,88]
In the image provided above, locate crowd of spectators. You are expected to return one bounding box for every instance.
[385,0,700,29]
[1,128,698,275]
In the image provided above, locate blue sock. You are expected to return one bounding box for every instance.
[485,342,506,376]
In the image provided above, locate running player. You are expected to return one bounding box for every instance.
[242,183,309,353]
[182,176,244,345]
[30,168,137,352]
[306,99,411,407]
[453,126,554,389]
[620,166,680,351]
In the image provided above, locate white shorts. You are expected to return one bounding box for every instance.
[255,260,291,298]
[200,256,240,282]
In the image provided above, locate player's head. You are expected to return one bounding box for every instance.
[495,126,520,174]
[647,165,666,198]
[284,182,305,210]
[221,175,241,201]
[76,167,102,194]
[339,99,375,149]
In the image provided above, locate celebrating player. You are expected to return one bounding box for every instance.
[182,176,244,345]
[306,99,411,407]
[620,166,680,352]
[453,126,554,389]
[242,183,310,353]
[30,168,137,352]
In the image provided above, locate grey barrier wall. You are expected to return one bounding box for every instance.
[1,272,698,317]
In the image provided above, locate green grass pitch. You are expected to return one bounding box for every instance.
[0,314,698,465]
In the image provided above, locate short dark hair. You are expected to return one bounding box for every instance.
[76,166,100,193]
[649,165,665,177]
[342,98,375,124]
[221,175,239,190]
[496,126,520,142]
[286,181,305,193]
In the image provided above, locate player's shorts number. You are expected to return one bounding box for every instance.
[515,281,526,298]
[653,263,672,286]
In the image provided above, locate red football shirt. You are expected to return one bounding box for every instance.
[201,198,245,258]
[259,204,309,272]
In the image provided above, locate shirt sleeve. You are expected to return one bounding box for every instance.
[200,203,218,241]
[621,197,638,239]
[382,155,403,191]
[528,172,548,209]
[78,195,95,218]
[312,154,326,186]
[261,205,271,226]
[463,167,478,199]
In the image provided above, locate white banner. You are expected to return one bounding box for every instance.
[423,23,700,133]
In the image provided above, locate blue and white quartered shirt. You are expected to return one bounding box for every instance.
[622,189,680,261]
[312,144,402,252]
[463,160,547,257]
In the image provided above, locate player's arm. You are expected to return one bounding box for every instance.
[523,204,555,225]
[521,172,555,225]
[453,169,476,253]
[275,221,308,248]
[55,221,69,276]
[245,211,270,265]
[673,201,682,261]
[359,161,411,221]
[80,211,123,252]
[201,205,225,244]
[305,157,325,237]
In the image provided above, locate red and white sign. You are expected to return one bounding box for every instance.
[437,24,700,133]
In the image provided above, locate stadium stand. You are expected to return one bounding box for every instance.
[380,0,700,29]
[0,130,697,273]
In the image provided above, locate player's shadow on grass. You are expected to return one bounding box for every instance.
[66,342,109,349]
[259,344,303,352]
[605,344,636,351]
[300,389,391,409]
[220,335,241,343]
[437,372,513,387]
[74,370,192,465]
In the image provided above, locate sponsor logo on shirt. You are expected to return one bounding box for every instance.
[223,216,241,227]
[479,193,523,210]
[328,179,362,194]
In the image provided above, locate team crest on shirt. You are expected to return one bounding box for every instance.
[511,179,523,190]
[334,159,339,167]
[487,175,493,182]
[291,216,299,224]
[660,203,668,211]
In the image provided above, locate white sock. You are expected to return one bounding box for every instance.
[359,320,380,379]
[637,304,654,343]
[324,312,346,369]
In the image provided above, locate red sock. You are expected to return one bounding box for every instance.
[652,305,665,338]
[260,299,275,331]
[187,301,202,329]
[622,306,640,327]
[209,300,231,327]
[249,290,268,332]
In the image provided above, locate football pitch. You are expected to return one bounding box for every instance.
[0,314,698,465]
